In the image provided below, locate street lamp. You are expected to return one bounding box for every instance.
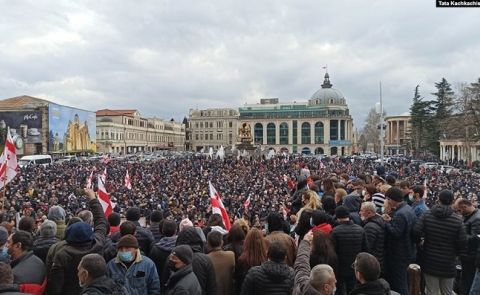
[375,82,385,165]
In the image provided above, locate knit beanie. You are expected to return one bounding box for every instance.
[335,206,350,219]
[171,245,193,265]
[40,220,57,238]
[48,206,66,221]
[65,222,94,245]
[179,218,193,232]
[117,234,139,249]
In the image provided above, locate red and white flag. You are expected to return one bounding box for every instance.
[208,181,231,230]
[0,128,18,189]
[124,170,132,190]
[86,170,93,189]
[283,174,288,182]
[319,161,326,170]
[98,168,113,217]
[101,154,111,164]
[243,196,251,209]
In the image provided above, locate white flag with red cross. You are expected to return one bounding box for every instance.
[208,181,231,230]
[98,168,113,217]
[0,128,18,189]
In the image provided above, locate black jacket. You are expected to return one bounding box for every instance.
[32,236,59,264]
[149,235,177,286]
[175,227,216,295]
[165,265,202,295]
[111,222,155,255]
[79,276,128,295]
[462,209,480,258]
[413,204,467,278]
[47,199,107,295]
[241,261,294,295]
[349,278,392,295]
[363,215,386,272]
[331,220,368,277]
[384,202,416,262]
[149,222,163,243]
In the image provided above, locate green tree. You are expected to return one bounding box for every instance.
[409,85,435,156]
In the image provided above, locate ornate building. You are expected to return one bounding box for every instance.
[238,73,354,155]
[384,113,411,155]
[186,108,239,151]
[96,109,185,154]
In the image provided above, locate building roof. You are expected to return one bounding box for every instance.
[309,73,347,106]
[0,95,51,108]
[96,109,138,117]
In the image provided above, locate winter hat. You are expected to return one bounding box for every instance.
[438,190,454,205]
[176,226,202,248]
[0,226,8,245]
[65,222,94,245]
[171,245,193,265]
[126,207,141,222]
[179,218,193,232]
[40,220,57,238]
[118,234,139,249]
[385,187,404,202]
[48,206,66,221]
[335,206,350,219]
[311,210,330,226]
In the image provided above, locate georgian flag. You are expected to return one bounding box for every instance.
[124,170,132,190]
[243,196,251,209]
[208,181,231,230]
[86,170,94,189]
[0,128,18,189]
[319,161,326,170]
[98,168,113,217]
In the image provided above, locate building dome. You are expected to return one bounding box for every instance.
[309,73,347,105]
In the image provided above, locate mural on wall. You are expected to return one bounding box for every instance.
[48,103,96,152]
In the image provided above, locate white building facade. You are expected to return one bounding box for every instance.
[96,109,185,154]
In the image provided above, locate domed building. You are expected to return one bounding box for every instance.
[238,72,354,155]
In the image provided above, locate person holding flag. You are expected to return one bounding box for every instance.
[98,168,113,217]
[209,181,231,231]
[124,170,132,190]
[0,128,18,190]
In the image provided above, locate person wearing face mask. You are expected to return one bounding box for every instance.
[359,202,385,276]
[77,254,127,295]
[106,234,160,295]
[410,186,428,218]
[0,226,9,264]
[350,253,395,295]
[293,231,337,295]
[164,245,201,295]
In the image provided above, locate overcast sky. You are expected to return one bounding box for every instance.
[1,1,479,128]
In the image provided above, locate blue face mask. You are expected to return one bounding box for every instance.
[118,251,134,263]
[1,247,8,257]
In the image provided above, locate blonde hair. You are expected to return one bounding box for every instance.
[379,184,392,194]
[302,190,321,210]
[335,188,347,204]
[233,218,250,236]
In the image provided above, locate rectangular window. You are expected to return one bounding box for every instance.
[293,120,298,145]
[229,121,233,128]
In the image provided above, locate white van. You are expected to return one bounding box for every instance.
[18,155,53,168]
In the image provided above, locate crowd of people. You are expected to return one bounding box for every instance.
[0,153,480,294]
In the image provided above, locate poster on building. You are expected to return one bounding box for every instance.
[0,111,43,150]
[48,103,96,153]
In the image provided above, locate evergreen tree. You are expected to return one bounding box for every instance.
[409,85,434,156]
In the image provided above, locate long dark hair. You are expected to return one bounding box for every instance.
[310,231,338,272]
[239,228,268,267]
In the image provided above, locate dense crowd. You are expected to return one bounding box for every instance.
[1,154,480,295]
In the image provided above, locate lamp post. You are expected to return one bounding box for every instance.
[375,82,385,165]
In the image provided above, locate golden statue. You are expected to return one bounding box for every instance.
[238,122,252,142]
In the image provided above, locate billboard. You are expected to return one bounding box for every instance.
[48,103,96,153]
[0,111,43,152]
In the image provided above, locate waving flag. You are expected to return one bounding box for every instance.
[86,170,94,189]
[243,196,251,209]
[124,170,132,190]
[208,181,231,230]
[0,128,18,189]
[98,168,113,217]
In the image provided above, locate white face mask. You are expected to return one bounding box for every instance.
[331,287,336,295]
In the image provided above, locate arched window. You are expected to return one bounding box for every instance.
[254,123,263,144]
[279,122,288,145]
[267,123,276,145]
[331,147,338,156]
[315,147,324,155]
[302,147,311,155]
[301,122,311,144]
[314,122,324,144]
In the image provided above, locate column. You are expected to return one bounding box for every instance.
[310,120,315,145]
[338,120,341,141]
[288,121,293,145]
[396,121,400,147]
[263,123,267,145]
[324,120,330,146]
[275,122,280,145]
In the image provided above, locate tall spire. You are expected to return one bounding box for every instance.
[321,71,332,88]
